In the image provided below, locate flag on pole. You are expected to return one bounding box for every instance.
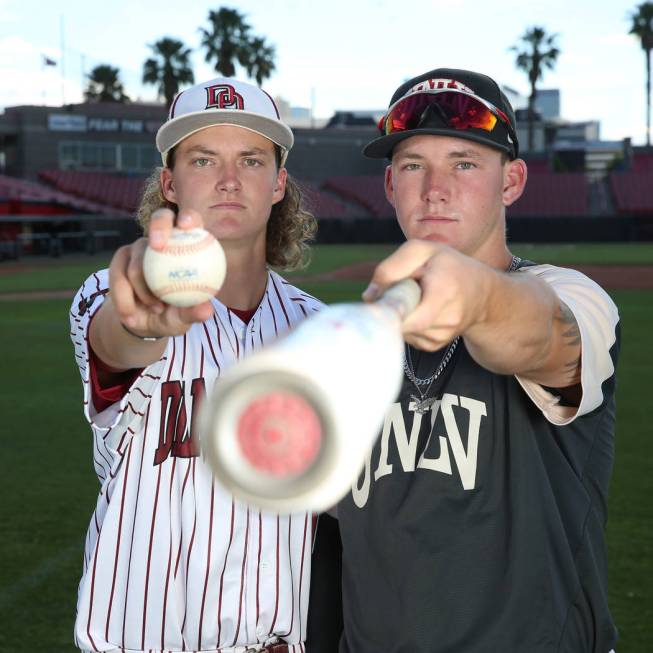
[43,55,57,67]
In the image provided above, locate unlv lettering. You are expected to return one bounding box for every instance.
[409,78,474,95]
[205,84,245,110]
[154,378,206,465]
[352,392,487,508]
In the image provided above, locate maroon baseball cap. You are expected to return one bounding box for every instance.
[364,68,519,160]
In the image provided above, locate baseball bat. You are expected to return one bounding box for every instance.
[200,279,421,513]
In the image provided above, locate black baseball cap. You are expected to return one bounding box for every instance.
[363,67,519,160]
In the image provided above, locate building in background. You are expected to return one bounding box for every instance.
[0,84,625,180]
[275,96,328,129]
[534,89,560,120]
[0,102,166,180]
[324,110,381,128]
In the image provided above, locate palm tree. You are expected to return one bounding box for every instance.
[511,26,560,151]
[143,38,195,110]
[630,2,653,146]
[199,7,251,77]
[84,64,130,103]
[246,36,276,86]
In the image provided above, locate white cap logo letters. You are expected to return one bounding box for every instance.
[407,78,475,97]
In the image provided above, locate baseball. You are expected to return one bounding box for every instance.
[143,227,226,307]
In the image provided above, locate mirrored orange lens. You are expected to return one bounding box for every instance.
[385,92,499,135]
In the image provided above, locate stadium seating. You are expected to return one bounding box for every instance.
[322,176,394,218]
[298,181,359,219]
[609,172,653,214]
[0,173,114,214]
[39,170,146,213]
[508,172,589,217]
[630,151,653,173]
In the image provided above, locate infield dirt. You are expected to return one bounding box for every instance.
[0,260,651,302]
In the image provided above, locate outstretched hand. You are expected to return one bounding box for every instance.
[363,240,492,352]
[109,208,215,339]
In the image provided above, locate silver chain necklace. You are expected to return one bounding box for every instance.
[404,337,459,414]
[404,255,521,414]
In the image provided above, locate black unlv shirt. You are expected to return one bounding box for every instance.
[337,276,619,653]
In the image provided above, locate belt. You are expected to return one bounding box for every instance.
[80,646,291,653]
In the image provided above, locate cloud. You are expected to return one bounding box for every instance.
[0,35,39,65]
[0,36,83,108]
[0,67,82,108]
[595,32,638,47]
[0,0,14,22]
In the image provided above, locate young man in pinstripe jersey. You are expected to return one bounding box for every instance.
[69,77,321,653]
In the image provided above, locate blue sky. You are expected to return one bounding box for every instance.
[1,0,648,143]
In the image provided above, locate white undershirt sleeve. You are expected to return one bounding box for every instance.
[514,264,619,426]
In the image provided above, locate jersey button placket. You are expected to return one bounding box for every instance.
[242,314,258,355]
[233,319,243,357]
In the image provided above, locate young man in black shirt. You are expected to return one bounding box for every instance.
[330,68,619,653]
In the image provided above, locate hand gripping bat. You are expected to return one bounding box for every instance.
[200,279,421,513]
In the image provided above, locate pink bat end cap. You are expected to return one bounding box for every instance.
[236,391,322,477]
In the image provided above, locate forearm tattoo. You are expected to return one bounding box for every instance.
[556,301,582,386]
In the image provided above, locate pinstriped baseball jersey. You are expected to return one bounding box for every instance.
[70,268,322,653]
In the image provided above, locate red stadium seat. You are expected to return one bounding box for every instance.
[508,172,589,217]
[323,176,393,218]
[39,170,144,214]
[609,171,653,214]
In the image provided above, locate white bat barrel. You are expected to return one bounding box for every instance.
[200,280,421,513]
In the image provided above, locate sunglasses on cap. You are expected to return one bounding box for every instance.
[379,89,517,156]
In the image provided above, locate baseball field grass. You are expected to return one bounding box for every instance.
[0,243,651,652]
[0,241,653,294]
